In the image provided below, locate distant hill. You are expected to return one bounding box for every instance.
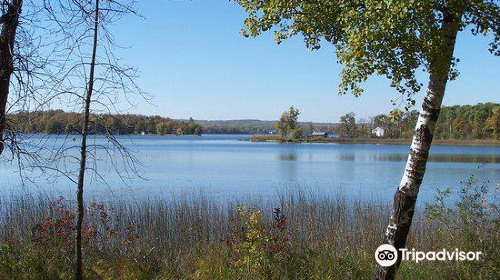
[194,119,340,134]
[7,110,340,135]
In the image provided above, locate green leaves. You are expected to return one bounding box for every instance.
[275,106,301,139]
[233,0,499,108]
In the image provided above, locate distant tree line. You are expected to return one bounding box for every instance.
[198,123,273,134]
[198,120,338,135]
[339,103,500,140]
[7,110,341,135]
[9,103,497,139]
[7,110,202,135]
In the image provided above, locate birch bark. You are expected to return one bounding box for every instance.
[374,10,461,280]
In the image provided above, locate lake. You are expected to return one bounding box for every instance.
[0,134,499,203]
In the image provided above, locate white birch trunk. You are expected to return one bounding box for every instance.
[374,10,461,280]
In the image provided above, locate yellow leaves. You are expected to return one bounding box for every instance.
[236,206,263,247]
[232,206,270,273]
[229,206,295,277]
[389,109,404,122]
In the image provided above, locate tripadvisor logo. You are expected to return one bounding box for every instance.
[375,244,482,267]
[375,244,398,267]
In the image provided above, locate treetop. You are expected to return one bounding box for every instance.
[234,0,499,108]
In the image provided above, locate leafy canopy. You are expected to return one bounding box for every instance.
[234,0,499,108]
[275,106,301,138]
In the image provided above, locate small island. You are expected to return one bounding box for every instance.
[250,104,500,147]
[250,135,500,146]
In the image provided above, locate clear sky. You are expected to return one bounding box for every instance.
[109,0,499,122]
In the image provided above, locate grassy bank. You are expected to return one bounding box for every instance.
[0,180,498,280]
[250,135,500,146]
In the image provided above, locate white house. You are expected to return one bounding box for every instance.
[372,127,385,138]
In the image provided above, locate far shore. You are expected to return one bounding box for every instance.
[249,135,500,146]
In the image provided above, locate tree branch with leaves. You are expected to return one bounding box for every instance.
[232,0,499,279]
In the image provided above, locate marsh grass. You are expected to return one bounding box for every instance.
[0,181,498,280]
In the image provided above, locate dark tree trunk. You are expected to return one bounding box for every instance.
[75,0,99,279]
[374,10,461,280]
[0,0,23,156]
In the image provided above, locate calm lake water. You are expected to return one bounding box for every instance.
[0,134,499,203]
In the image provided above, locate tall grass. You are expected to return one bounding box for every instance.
[0,178,498,280]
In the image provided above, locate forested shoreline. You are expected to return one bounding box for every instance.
[338,103,499,140]
[7,110,202,135]
[7,110,339,135]
[6,102,499,140]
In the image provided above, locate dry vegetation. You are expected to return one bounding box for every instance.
[0,176,498,280]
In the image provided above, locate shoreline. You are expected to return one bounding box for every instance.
[1,186,496,280]
[249,135,500,146]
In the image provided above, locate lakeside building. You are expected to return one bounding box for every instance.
[372,127,385,137]
[311,131,329,138]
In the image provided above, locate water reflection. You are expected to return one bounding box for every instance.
[335,153,499,163]
[0,135,498,203]
[428,154,499,163]
[279,153,298,161]
[339,154,355,161]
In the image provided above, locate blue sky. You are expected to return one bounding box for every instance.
[109,0,499,122]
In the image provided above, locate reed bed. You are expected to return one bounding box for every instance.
[0,184,498,280]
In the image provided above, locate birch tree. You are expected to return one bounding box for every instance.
[232,1,499,279]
